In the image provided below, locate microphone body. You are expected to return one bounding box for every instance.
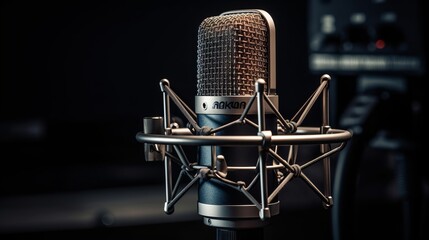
[195,10,279,228]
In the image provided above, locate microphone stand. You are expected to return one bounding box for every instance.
[216,227,264,240]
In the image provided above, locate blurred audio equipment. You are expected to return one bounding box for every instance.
[308,1,425,239]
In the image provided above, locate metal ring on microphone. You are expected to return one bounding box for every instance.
[136,127,351,146]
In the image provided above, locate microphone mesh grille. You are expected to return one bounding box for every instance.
[197,12,268,96]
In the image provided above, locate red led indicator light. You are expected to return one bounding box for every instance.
[375,39,385,49]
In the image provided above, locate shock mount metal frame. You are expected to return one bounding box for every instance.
[135,74,352,222]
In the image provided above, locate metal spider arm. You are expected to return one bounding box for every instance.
[300,142,346,170]
[245,171,261,191]
[268,148,296,173]
[242,117,259,129]
[291,90,317,124]
[269,146,334,207]
[209,93,258,135]
[172,145,193,171]
[321,75,332,199]
[256,80,272,220]
[163,148,196,181]
[167,143,200,209]
[171,168,193,196]
[263,93,296,133]
[210,119,244,135]
[268,172,294,203]
[258,149,270,220]
[267,148,299,201]
[300,172,333,207]
[291,74,331,127]
[211,172,247,187]
[208,117,258,136]
[164,168,201,214]
[160,79,200,133]
[287,145,299,164]
[211,157,272,195]
[208,172,264,216]
[265,142,345,204]
[164,150,183,166]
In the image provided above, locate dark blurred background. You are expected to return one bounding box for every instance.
[0,0,427,239]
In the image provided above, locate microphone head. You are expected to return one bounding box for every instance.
[197,12,269,96]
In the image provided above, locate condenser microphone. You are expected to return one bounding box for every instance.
[195,9,279,229]
[136,8,352,240]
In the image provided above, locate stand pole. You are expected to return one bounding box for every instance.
[216,228,264,240]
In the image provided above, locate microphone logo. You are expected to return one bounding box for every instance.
[212,101,246,110]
